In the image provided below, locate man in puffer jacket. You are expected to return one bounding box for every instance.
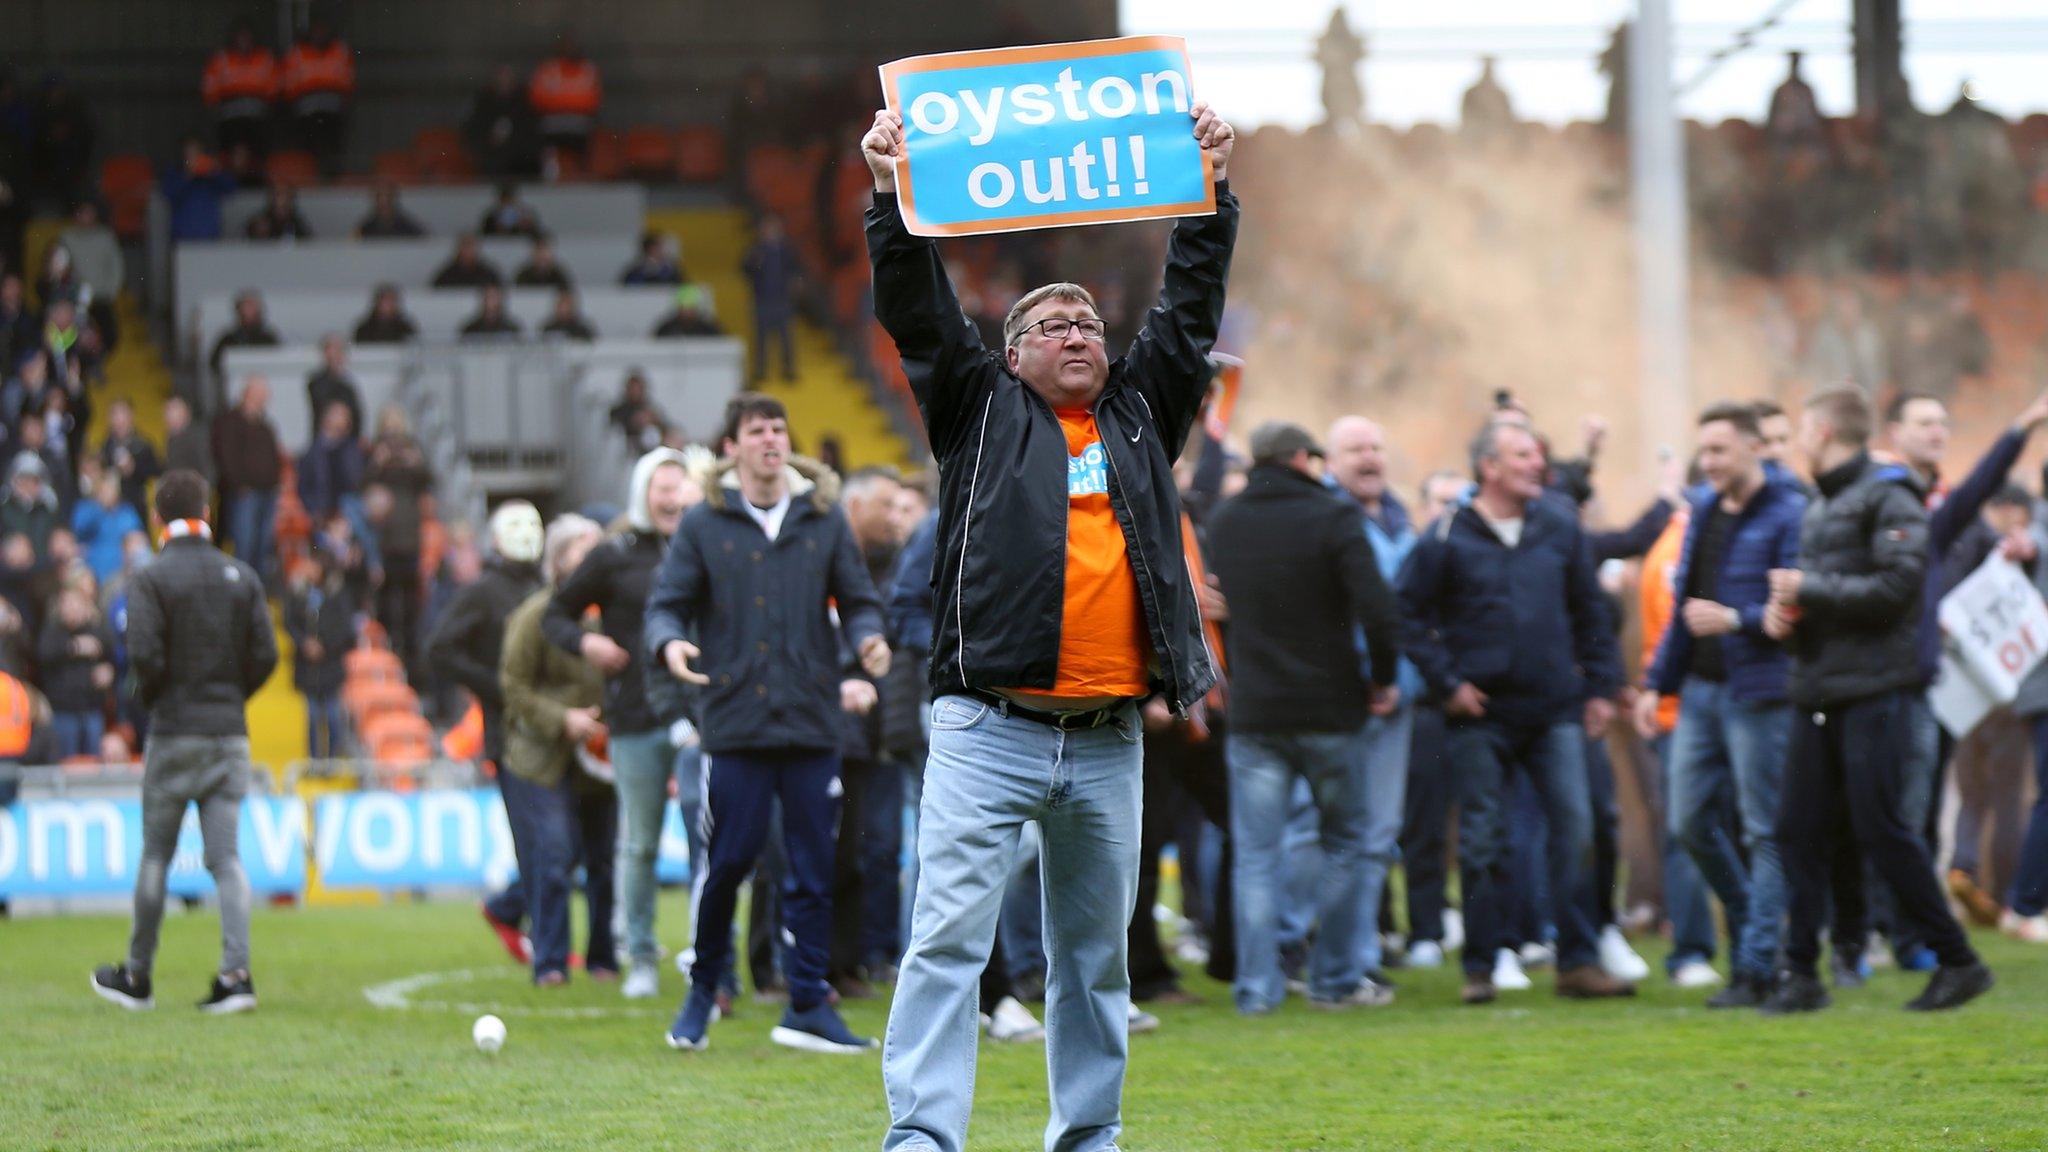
[1760,385,1991,1015]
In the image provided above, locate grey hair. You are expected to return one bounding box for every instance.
[1468,421,1517,480]
[1002,282,1098,347]
[543,513,602,584]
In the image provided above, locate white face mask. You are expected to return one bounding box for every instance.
[489,503,544,564]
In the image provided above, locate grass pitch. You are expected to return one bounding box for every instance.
[5,892,2044,1151]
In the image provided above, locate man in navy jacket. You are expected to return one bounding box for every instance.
[1637,403,1806,1006]
[1400,420,1632,1004]
[645,393,889,1055]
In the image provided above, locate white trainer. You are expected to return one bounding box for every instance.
[1492,948,1533,991]
[1670,959,1725,989]
[1126,1001,1161,1034]
[1406,940,1445,969]
[2001,910,2048,944]
[622,967,660,1000]
[1518,941,1556,970]
[987,996,1045,1043]
[1441,910,1465,954]
[1598,925,1652,981]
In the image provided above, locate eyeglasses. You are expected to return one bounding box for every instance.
[1015,317,1106,344]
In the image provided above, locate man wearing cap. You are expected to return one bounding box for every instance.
[1399,420,1633,1004]
[862,99,1236,1152]
[1204,422,1402,1013]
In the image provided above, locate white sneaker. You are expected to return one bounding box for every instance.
[1518,941,1556,970]
[985,996,1045,1042]
[1309,977,1395,1010]
[1441,911,1465,954]
[1173,935,1211,967]
[1598,926,1652,981]
[622,966,660,1000]
[1670,959,1725,989]
[1127,1002,1161,1034]
[1492,948,1532,991]
[2002,910,2048,944]
[1406,940,1445,969]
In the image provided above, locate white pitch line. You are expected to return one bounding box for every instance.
[362,967,664,1019]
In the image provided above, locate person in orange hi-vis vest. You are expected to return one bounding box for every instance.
[201,21,279,159]
[1633,495,1726,990]
[528,34,601,159]
[283,18,356,176]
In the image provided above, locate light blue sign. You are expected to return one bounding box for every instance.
[0,796,306,898]
[882,37,1213,236]
[314,788,693,889]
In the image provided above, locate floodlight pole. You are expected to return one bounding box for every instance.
[1629,0,1690,456]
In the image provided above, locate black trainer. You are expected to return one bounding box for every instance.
[1706,973,1768,1010]
[91,963,154,1010]
[1758,971,1831,1016]
[1904,963,1993,1012]
[198,971,258,1015]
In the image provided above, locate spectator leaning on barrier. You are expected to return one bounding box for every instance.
[620,231,685,286]
[514,234,573,290]
[244,182,312,241]
[459,284,521,341]
[92,468,278,1015]
[540,290,596,342]
[305,334,364,445]
[352,285,420,345]
[432,234,503,290]
[653,285,724,338]
[355,182,424,239]
[208,290,281,384]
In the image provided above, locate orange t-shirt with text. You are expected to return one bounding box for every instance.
[1012,408,1153,700]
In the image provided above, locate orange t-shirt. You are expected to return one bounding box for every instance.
[1012,408,1153,699]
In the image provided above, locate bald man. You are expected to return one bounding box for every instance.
[1323,416,1423,979]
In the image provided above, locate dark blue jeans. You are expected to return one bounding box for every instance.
[1650,732,1722,971]
[2008,715,2048,917]
[501,769,619,979]
[1400,706,1453,943]
[305,692,348,759]
[1667,680,1790,979]
[1780,690,1978,977]
[690,749,840,1012]
[1450,717,1599,975]
[225,490,277,581]
[54,710,105,760]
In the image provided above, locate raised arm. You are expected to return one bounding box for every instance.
[1120,102,1239,453]
[861,109,998,450]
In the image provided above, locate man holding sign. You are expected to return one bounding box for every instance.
[863,40,1235,1151]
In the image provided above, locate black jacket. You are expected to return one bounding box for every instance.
[1399,493,1622,728]
[544,529,669,735]
[125,534,278,736]
[426,556,542,761]
[836,539,900,761]
[865,184,1238,712]
[643,462,884,756]
[38,615,114,713]
[1206,465,1400,733]
[1784,453,1929,709]
[286,580,355,697]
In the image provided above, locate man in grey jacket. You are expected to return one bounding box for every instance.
[93,469,278,1014]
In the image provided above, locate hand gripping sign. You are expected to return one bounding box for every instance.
[879,36,1215,237]
[1930,554,2048,737]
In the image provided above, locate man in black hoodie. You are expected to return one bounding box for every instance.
[543,447,692,1000]
[93,470,277,1015]
[425,501,553,975]
[1205,423,1401,1013]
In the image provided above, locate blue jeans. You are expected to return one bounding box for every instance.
[1227,725,1372,1012]
[883,695,1142,1152]
[1649,732,1720,970]
[305,692,347,759]
[1000,825,1047,983]
[687,749,840,1011]
[2008,715,2048,916]
[1668,680,1791,980]
[1451,718,1599,974]
[54,710,105,760]
[610,729,675,966]
[500,770,619,979]
[1354,706,1412,973]
[226,490,277,580]
[337,493,381,569]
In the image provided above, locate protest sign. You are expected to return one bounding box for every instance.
[879,36,1215,236]
[1930,554,2048,736]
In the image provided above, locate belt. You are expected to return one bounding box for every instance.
[971,689,1125,732]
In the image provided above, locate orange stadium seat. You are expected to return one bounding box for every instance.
[584,129,623,181]
[99,154,155,240]
[623,127,674,179]
[675,125,726,183]
[266,150,320,187]
[344,646,405,682]
[373,150,421,184]
[413,128,471,181]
